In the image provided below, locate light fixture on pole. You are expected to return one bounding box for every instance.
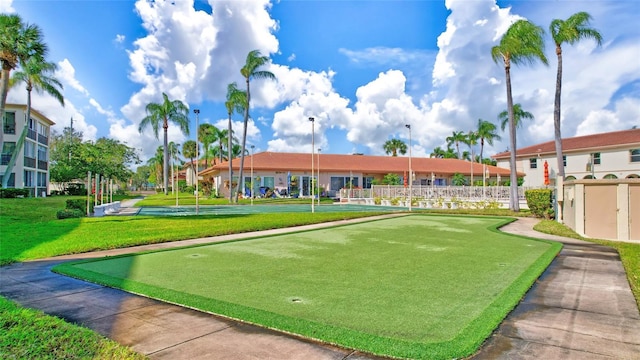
[405,124,412,211]
[250,145,255,206]
[317,148,321,206]
[309,117,315,213]
[194,109,200,215]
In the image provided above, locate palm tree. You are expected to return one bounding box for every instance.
[446,131,466,159]
[1,15,46,148]
[430,146,446,158]
[147,146,164,189]
[182,140,197,187]
[492,19,548,211]
[383,138,407,156]
[476,119,501,163]
[225,82,247,203]
[498,103,535,132]
[551,12,602,180]
[2,37,62,189]
[464,130,479,162]
[198,123,218,168]
[236,50,276,202]
[138,93,189,195]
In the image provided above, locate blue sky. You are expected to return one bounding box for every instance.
[3,0,639,163]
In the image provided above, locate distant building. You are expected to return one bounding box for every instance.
[493,128,640,186]
[1,104,54,196]
[199,152,517,198]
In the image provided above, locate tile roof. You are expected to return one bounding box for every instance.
[493,128,640,159]
[200,152,518,176]
[6,103,55,125]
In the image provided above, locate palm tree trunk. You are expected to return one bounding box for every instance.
[554,46,564,180]
[505,63,520,211]
[480,138,485,164]
[235,77,250,203]
[162,120,169,195]
[227,113,233,203]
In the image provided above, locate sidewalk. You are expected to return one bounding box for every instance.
[1,216,639,359]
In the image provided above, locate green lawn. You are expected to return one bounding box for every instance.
[56,215,561,359]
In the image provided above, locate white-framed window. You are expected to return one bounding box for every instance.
[38,145,47,161]
[631,149,640,163]
[37,122,48,136]
[24,141,36,158]
[3,111,16,134]
[591,152,601,165]
[37,172,47,187]
[529,158,538,169]
[24,170,34,187]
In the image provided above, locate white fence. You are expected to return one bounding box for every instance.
[339,185,535,206]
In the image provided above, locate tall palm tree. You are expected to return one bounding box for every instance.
[138,93,189,195]
[464,130,479,163]
[492,19,548,211]
[225,82,247,203]
[383,138,407,156]
[0,14,45,152]
[498,103,535,132]
[2,42,62,189]
[147,146,164,189]
[551,12,602,180]
[430,146,446,158]
[446,131,466,159]
[477,119,501,164]
[198,123,218,168]
[236,50,276,202]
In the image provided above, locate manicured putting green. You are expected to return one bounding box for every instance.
[56,215,561,359]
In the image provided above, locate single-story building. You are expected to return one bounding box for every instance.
[199,152,518,198]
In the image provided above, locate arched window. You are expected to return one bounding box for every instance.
[565,175,576,181]
[583,175,595,179]
[603,174,617,179]
[626,174,640,179]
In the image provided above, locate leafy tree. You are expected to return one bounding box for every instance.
[225,82,246,203]
[49,127,86,186]
[452,173,467,186]
[88,138,139,181]
[383,138,407,156]
[236,50,276,202]
[498,103,535,132]
[476,119,501,164]
[550,12,602,179]
[492,19,548,211]
[446,131,466,159]
[138,92,189,195]
[381,173,401,185]
[131,165,151,191]
[0,14,45,148]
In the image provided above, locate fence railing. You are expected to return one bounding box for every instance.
[340,185,536,202]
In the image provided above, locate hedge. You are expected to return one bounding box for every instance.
[525,189,554,218]
[0,188,30,198]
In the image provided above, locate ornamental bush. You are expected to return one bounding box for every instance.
[525,189,553,218]
[56,209,85,219]
[0,188,30,198]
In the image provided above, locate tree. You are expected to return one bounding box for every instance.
[131,165,152,191]
[49,127,86,186]
[146,147,164,189]
[182,140,197,188]
[3,53,64,188]
[477,119,501,164]
[430,146,446,158]
[88,138,139,181]
[381,173,401,185]
[464,131,479,163]
[225,82,247,203]
[383,138,407,156]
[138,93,189,195]
[498,103,535,132]
[492,19,548,211]
[0,14,45,148]
[198,123,218,168]
[236,50,276,202]
[446,131,466,159]
[550,12,602,180]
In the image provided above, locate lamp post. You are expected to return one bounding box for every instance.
[405,124,412,211]
[309,117,315,213]
[250,145,255,206]
[317,148,321,206]
[194,109,200,215]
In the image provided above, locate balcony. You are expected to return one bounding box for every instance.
[24,156,36,168]
[38,160,48,170]
[38,134,49,145]
[27,128,37,141]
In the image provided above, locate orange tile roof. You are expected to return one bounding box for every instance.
[200,152,518,176]
[493,128,640,159]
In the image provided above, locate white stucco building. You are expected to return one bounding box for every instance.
[493,128,640,186]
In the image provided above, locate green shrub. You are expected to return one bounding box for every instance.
[0,188,30,198]
[66,183,86,195]
[525,189,553,218]
[56,209,85,219]
[65,199,93,215]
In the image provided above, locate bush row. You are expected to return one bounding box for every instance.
[0,188,30,198]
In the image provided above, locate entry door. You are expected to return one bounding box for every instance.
[584,185,617,239]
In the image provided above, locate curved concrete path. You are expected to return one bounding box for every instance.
[1,215,639,359]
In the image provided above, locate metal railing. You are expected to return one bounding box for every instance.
[340,185,534,202]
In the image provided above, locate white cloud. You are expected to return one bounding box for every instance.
[0,0,15,13]
[56,59,90,96]
[115,34,125,43]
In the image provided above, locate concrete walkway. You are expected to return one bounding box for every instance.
[1,215,639,359]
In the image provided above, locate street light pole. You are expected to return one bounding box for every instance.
[317,148,321,206]
[309,117,315,213]
[406,124,412,211]
[250,145,255,206]
[194,109,200,215]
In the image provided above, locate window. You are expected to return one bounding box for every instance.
[3,112,16,134]
[1,142,15,165]
[38,145,47,161]
[603,174,617,179]
[330,176,359,190]
[529,158,538,169]
[37,122,48,136]
[0,173,16,187]
[24,170,34,187]
[631,149,640,163]
[591,152,601,165]
[363,176,374,189]
[24,141,36,158]
[37,172,47,187]
[563,155,567,167]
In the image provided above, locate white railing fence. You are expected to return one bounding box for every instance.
[339,185,536,203]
